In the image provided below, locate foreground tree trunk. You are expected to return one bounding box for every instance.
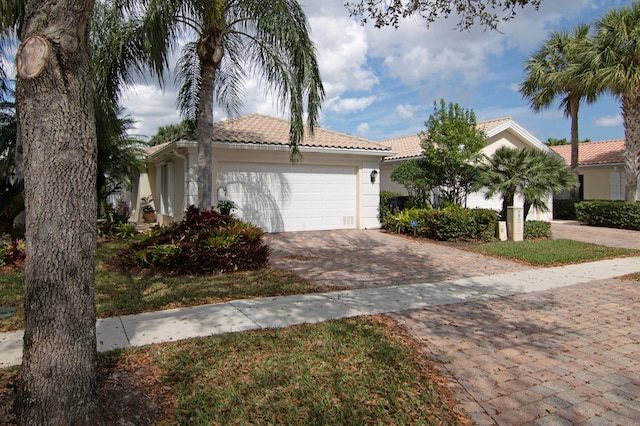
[622,92,640,202]
[14,1,101,424]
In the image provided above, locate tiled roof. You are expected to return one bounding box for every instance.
[550,139,625,166]
[210,113,391,152]
[145,141,172,156]
[380,117,513,161]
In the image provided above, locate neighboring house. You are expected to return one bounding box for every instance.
[134,114,391,232]
[550,139,629,200]
[379,117,554,221]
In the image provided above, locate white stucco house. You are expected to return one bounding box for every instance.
[379,117,554,221]
[133,114,391,232]
[133,114,555,232]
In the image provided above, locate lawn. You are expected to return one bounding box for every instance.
[0,239,325,332]
[467,238,640,266]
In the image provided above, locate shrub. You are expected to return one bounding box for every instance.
[379,191,406,227]
[0,237,26,266]
[389,207,498,242]
[553,199,578,220]
[524,221,552,239]
[575,200,640,230]
[120,205,269,274]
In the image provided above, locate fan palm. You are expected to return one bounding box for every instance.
[141,0,325,208]
[587,2,640,201]
[520,24,598,201]
[478,146,578,220]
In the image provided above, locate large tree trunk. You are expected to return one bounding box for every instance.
[196,31,224,209]
[568,95,580,201]
[622,91,640,202]
[14,1,101,424]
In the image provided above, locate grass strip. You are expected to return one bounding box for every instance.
[468,238,640,266]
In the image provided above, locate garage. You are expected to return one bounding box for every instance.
[219,162,357,232]
[141,114,390,232]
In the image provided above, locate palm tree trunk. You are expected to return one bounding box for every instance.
[622,91,640,202]
[196,32,224,209]
[15,1,102,423]
[196,63,215,208]
[569,95,580,201]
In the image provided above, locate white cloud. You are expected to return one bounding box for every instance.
[356,122,370,136]
[395,104,421,120]
[327,96,377,114]
[121,84,182,138]
[594,115,623,127]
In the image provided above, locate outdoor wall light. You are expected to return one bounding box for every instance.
[370,169,378,184]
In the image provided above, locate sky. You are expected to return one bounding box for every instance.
[121,0,630,145]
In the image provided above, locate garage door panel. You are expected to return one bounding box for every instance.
[219,163,357,232]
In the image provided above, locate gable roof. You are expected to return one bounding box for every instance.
[550,139,625,166]
[211,113,390,152]
[379,117,544,161]
[145,113,393,159]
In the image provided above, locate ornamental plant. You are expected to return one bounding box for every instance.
[120,205,269,274]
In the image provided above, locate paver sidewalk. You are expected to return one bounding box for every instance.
[2,256,639,370]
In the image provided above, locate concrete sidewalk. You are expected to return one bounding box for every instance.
[2,256,639,368]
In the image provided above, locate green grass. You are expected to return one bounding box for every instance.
[468,238,640,266]
[142,317,461,425]
[0,240,322,332]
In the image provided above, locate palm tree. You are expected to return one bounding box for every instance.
[140,0,325,208]
[520,24,598,201]
[477,146,578,220]
[587,2,640,202]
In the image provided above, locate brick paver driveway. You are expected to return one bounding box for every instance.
[266,229,532,289]
[267,226,640,425]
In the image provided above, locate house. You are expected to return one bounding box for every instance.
[550,139,629,200]
[379,117,554,221]
[134,114,392,233]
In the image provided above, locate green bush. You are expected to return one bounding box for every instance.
[379,191,406,227]
[389,207,498,242]
[524,221,552,239]
[120,205,269,274]
[0,245,7,267]
[553,199,578,220]
[575,200,640,230]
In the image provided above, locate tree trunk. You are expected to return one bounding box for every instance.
[196,31,224,209]
[14,1,101,424]
[569,95,580,201]
[622,91,640,202]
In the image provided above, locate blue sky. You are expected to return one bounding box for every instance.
[122,0,630,144]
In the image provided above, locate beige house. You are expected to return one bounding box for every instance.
[379,117,554,221]
[550,139,629,200]
[134,114,391,232]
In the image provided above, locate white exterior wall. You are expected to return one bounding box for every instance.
[360,162,382,229]
[149,144,382,232]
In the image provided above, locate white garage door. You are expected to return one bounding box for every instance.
[219,162,357,232]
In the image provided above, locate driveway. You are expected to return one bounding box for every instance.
[266,229,533,290]
[267,226,640,425]
[552,220,640,250]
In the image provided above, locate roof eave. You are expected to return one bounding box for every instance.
[212,141,393,157]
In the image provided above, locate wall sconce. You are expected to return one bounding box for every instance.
[370,169,378,184]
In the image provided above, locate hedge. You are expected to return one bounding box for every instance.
[575,200,640,230]
[389,207,498,242]
[524,221,552,239]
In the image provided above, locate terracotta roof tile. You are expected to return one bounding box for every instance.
[211,113,390,152]
[550,139,625,166]
[380,117,513,160]
[145,141,172,156]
